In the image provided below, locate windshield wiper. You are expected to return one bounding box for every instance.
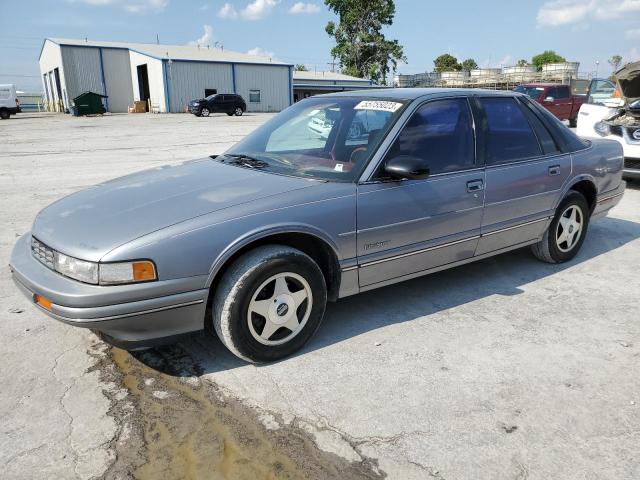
[220,154,269,169]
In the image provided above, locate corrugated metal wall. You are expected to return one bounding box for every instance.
[234,64,291,112]
[60,46,103,103]
[101,48,133,113]
[167,61,234,112]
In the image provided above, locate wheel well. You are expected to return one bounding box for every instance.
[209,233,342,303]
[569,180,597,213]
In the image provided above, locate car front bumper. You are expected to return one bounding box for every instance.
[9,233,209,347]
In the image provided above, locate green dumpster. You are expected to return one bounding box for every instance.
[72,91,107,116]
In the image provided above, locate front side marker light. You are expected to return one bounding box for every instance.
[35,294,52,311]
[99,260,157,285]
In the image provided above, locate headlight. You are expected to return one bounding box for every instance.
[99,261,157,285]
[54,253,156,285]
[594,121,611,137]
[55,253,99,284]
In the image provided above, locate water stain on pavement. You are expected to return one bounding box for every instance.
[102,344,384,480]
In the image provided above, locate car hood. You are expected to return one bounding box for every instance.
[32,159,320,262]
[615,61,640,105]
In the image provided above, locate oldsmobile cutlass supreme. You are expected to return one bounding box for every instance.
[10,89,625,363]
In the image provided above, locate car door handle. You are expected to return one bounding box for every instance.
[466,180,484,192]
[548,165,561,176]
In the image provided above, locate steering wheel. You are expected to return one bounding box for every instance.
[349,146,368,164]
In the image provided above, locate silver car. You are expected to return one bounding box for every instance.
[10,89,626,363]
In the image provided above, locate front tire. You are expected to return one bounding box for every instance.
[569,117,577,128]
[0,109,9,120]
[201,107,210,117]
[531,190,590,263]
[212,245,327,363]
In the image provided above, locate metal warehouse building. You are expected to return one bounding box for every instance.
[39,38,293,113]
[292,71,379,101]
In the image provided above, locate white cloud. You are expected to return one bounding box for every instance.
[247,47,275,58]
[218,2,238,18]
[241,0,279,20]
[189,24,214,46]
[537,0,640,27]
[67,0,168,12]
[289,2,320,14]
[625,28,640,39]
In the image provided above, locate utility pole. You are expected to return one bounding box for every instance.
[156,34,159,45]
[327,56,338,73]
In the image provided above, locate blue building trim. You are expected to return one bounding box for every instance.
[288,66,293,105]
[231,63,237,93]
[162,60,171,112]
[98,48,109,111]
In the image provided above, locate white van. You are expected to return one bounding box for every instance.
[0,84,21,119]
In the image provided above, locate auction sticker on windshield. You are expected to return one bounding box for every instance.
[354,100,403,113]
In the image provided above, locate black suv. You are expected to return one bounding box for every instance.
[189,94,246,117]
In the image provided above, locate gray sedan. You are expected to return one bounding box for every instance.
[10,89,625,362]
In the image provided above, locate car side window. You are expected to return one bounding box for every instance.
[556,86,571,99]
[519,99,561,155]
[479,97,542,165]
[546,87,558,100]
[382,98,475,176]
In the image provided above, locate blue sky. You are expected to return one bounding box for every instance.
[1,0,639,91]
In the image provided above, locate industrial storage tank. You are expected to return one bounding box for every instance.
[469,68,502,85]
[503,65,537,83]
[541,62,580,79]
[394,74,416,88]
[440,71,469,86]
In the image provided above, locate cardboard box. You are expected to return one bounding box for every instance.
[129,101,147,113]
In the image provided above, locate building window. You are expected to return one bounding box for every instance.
[249,89,261,103]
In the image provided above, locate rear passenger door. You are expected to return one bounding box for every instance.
[356,97,485,288]
[475,96,571,256]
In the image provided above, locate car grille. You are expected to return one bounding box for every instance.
[31,236,56,270]
[625,158,640,170]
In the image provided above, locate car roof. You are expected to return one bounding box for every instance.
[317,87,520,101]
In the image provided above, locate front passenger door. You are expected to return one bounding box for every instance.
[356,97,485,288]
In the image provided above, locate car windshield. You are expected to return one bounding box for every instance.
[205,94,217,101]
[221,97,407,182]
[514,86,544,99]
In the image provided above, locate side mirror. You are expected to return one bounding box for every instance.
[544,96,555,102]
[385,155,430,180]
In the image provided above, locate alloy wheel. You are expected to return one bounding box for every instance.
[201,108,210,117]
[556,205,583,252]
[247,272,312,346]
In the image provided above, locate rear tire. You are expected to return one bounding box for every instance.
[212,245,327,363]
[0,109,9,120]
[531,190,590,263]
[226,112,233,116]
[569,117,577,128]
[234,107,244,116]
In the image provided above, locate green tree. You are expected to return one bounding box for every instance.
[516,59,528,67]
[461,58,478,72]
[434,53,462,72]
[531,50,566,71]
[324,0,406,85]
[294,64,308,71]
[608,55,622,72]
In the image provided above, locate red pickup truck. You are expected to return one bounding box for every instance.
[514,83,585,127]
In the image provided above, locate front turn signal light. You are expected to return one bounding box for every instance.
[99,260,157,285]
